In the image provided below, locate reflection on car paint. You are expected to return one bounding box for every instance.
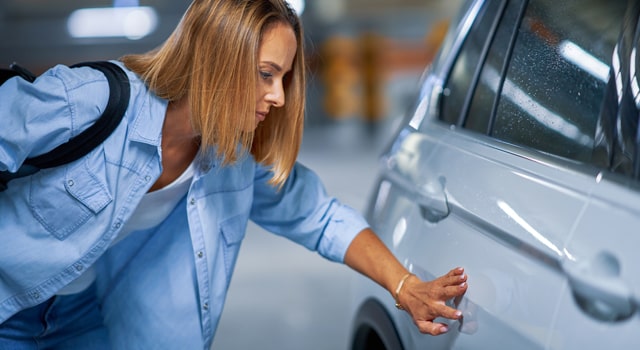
[392,216,407,249]
[497,200,563,257]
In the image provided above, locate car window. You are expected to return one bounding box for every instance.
[465,0,525,134]
[632,15,640,180]
[439,0,504,126]
[492,0,626,163]
[606,4,640,178]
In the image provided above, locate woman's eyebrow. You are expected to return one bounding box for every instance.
[262,61,291,73]
[262,61,287,73]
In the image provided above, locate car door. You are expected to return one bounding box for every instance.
[368,0,628,348]
[551,3,640,347]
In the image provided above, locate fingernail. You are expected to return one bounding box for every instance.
[455,311,462,318]
[440,326,449,333]
[460,282,467,288]
[459,274,466,280]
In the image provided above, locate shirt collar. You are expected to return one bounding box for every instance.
[128,93,166,147]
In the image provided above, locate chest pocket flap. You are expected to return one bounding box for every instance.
[30,150,112,240]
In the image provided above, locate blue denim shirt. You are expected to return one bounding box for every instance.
[0,61,368,349]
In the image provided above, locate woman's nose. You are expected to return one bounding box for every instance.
[266,84,285,108]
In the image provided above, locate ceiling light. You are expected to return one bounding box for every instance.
[288,0,305,15]
[67,7,158,40]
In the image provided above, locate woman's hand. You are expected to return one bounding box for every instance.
[396,268,468,335]
[344,229,468,336]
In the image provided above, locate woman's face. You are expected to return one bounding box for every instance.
[254,22,297,129]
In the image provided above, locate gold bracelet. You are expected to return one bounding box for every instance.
[394,273,414,310]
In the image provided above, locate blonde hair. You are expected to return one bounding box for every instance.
[121,0,305,187]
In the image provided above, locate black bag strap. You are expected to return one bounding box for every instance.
[24,61,130,168]
[0,62,37,83]
[0,61,130,191]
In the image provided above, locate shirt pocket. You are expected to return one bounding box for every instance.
[29,150,113,240]
[220,213,249,283]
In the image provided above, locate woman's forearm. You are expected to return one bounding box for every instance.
[344,228,410,294]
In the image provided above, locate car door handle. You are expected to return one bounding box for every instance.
[383,171,450,223]
[414,176,449,222]
[562,252,636,321]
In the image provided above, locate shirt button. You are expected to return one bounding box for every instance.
[203,302,209,310]
[32,292,40,300]
[190,198,196,205]
[144,175,151,182]
[114,222,122,229]
[197,251,204,258]
[75,264,83,271]
[67,180,74,187]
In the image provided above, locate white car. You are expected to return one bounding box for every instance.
[349,0,640,349]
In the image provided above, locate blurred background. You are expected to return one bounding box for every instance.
[0,0,463,348]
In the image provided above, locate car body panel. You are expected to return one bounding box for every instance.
[551,176,640,348]
[370,123,597,349]
[350,0,640,348]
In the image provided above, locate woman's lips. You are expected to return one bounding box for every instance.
[256,112,267,122]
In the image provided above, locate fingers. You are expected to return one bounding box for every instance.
[435,269,467,299]
[438,303,464,321]
[443,267,466,285]
[403,267,469,336]
[415,320,451,336]
[447,267,465,277]
[444,279,468,298]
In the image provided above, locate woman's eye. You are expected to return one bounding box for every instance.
[260,71,273,79]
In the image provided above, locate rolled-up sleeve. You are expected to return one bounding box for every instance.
[250,162,369,263]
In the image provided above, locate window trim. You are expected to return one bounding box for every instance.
[487,0,529,136]
[457,0,510,128]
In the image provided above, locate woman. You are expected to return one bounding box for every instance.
[0,0,467,348]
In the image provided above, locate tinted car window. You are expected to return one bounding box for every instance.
[439,0,504,126]
[465,0,525,134]
[439,0,628,167]
[492,0,626,163]
[605,4,640,177]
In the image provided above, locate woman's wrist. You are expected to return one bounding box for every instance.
[393,272,415,310]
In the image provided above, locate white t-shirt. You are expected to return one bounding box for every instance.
[57,162,195,295]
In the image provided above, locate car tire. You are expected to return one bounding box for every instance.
[351,298,404,350]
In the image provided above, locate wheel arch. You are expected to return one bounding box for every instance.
[350,298,404,350]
